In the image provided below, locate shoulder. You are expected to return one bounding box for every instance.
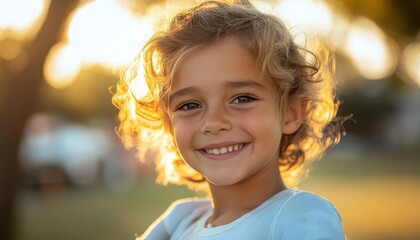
[283,190,342,219]
[166,198,211,216]
[273,189,346,239]
[163,198,211,230]
[140,198,211,240]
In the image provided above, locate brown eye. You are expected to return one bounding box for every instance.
[232,95,257,104]
[178,102,201,111]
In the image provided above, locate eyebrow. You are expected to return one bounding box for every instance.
[224,80,265,90]
[169,87,198,103]
[169,80,266,103]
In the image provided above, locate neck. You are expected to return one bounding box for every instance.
[207,161,286,226]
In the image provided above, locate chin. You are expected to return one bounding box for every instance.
[205,174,245,187]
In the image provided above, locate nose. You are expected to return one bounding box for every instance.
[200,104,232,134]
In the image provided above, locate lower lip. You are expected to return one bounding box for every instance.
[198,143,249,161]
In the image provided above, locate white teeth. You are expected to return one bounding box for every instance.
[204,144,245,155]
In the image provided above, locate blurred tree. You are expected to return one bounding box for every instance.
[339,90,397,140]
[38,65,119,121]
[335,0,419,150]
[0,1,79,239]
[337,0,420,42]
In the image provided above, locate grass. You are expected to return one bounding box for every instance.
[17,175,195,240]
[17,156,420,240]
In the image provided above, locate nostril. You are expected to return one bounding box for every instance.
[202,119,232,133]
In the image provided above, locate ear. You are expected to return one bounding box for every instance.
[281,99,307,134]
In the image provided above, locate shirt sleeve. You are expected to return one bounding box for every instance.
[137,201,176,240]
[138,199,211,240]
[273,192,346,240]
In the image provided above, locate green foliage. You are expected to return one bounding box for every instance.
[38,65,119,121]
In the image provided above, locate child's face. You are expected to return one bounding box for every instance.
[168,36,293,186]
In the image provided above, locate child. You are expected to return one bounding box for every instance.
[113,0,346,239]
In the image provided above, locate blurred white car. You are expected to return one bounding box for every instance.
[20,113,138,191]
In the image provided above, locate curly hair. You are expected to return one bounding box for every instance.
[112,0,344,192]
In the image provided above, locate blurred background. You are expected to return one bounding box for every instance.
[0,0,419,239]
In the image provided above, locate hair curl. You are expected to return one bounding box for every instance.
[112,0,344,192]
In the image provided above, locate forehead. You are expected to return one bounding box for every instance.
[171,36,266,91]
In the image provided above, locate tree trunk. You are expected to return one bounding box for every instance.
[0,1,79,239]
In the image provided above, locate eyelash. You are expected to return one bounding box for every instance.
[231,93,258,104]
[177,102,201,111]
[175,93,258,111]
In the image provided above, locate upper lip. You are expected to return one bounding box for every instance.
[198,141,247,149]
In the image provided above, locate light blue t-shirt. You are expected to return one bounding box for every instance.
[139,189,346,240]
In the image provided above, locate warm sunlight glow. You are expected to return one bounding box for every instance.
[128,98,139,121]
[44,43,81,89]
[0,0,48,40]
[130,65,150,100]
[66,0,154,67]
[344,17,396,79]
[275,0,333,37]
[0,40,22,61]
[327,13,351,48]
[401,42,420,87]
[44,0,398,89]
[253,0,274,14]
[45,0,156,89]
[160,151,181,184]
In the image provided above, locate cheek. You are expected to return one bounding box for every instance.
[171,116,195,152]
[238,106,283,153]
[240,106,282,133]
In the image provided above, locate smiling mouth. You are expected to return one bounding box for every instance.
[201,143,246,155]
